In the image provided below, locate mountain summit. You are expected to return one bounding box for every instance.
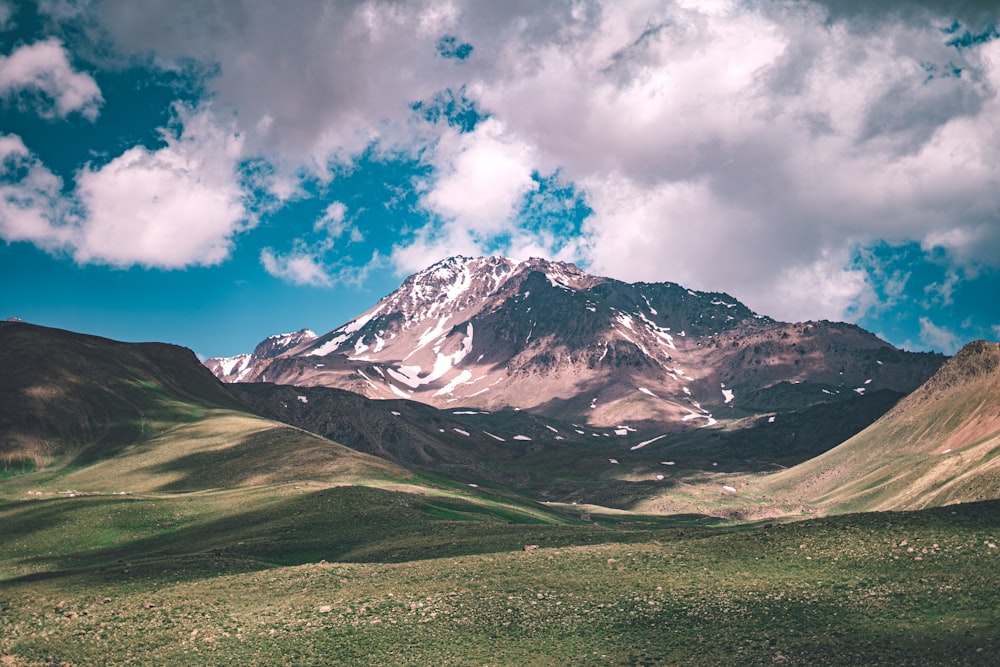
[206,256,944,427]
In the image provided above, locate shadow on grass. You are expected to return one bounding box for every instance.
[141,426,403,492]
[0,486,724,587]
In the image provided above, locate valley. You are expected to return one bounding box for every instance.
[2,257,999,665]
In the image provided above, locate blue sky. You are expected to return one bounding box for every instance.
[1,0,997,359]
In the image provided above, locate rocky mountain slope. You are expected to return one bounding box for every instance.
[208,256,945,428]
[231,381,907,509]
[756,340,1000,513]
[204,328,317,382]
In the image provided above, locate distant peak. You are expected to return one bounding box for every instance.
[913,339,998,398]
[269,328,317,340]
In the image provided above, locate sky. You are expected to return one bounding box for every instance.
[1,0,998,360]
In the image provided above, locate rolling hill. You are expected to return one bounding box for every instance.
[0,321,413,494]
[0,321,246,471]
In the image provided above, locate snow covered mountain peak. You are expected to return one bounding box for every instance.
[206,255,943,429]
[204,328,318,383]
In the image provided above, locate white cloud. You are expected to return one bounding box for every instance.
[391,118,544,273]
[424,119,537,232]
[991,324,1000,341]
[923,270,960,307]
[919,316,962,355]
[72,105,248,268]
[461,1,1000,321]
[0,39,102,120]
[0,133,74,250]
[314,201,347,234]
[771,253,875,324]
[1,108,250,270]
[263,200,377,287]
[96,0,475,177]
[65,0,1000,324]
[260,246,331,287]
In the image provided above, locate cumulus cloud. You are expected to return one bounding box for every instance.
[95,0,477,174]
[260,246,331,288]
[391,119,534,273]
[391,118,595,273]
[0,133,74,250]
[0,39,103,120]
[0,106,249,269]
[313,201,362,244]
[74,105,248,268]
[424,119,538,230]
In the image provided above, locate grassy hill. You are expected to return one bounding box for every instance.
[0,321,247,471]
[756,340,1000,513]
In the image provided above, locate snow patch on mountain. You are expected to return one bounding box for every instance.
[434,369,474,396]
[631,434,669,450]
[217,353,251,377]
[307,308,382,357]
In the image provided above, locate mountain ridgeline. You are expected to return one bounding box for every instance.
[0,321,245,469]
[207,255,945,428]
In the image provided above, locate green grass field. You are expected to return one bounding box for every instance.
[2,482,998,666]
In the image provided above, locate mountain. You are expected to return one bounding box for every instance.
[204,328,317,382]
[207,255,945,428]
[757,340,1000,513]
[0,321,408,491]
[3,321,998,667]
[0,321,243,469]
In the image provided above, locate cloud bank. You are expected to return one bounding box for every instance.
[4,0,998,339]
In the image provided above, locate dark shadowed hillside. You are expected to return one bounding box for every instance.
[0,321,246,469]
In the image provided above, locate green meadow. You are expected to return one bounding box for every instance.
[2,480,998,666]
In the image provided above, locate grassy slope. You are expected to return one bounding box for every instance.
[0,322,247,469]
[757,341,1000,514]
[0,495,997,666]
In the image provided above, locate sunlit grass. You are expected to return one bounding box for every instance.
[1,497,997,666]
